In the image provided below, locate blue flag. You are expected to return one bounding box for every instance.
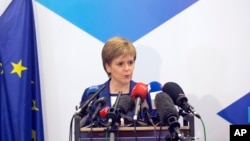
[0,0,44,141]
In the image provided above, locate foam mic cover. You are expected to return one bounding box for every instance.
[99,106,109,118]
[131,82,148,121]
[87,85,100,94]
[155,92,179,125]
[155,92,184,138]
[148,81,162,110]
[131,82,148,101]
[79,86,99,108]
[148,81,162,92]
[75,85,105,116]
[162,82,186,105]
[162,82,201,119]
[116,95,134,114]
[86,90,99,110]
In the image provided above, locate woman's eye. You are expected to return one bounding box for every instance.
[117,62,123,66]
[129,61,134,65]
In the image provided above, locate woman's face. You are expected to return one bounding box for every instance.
[105,54,135,85]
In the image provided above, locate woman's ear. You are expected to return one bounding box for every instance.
[105,63,111,73]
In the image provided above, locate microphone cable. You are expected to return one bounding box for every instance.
[200,117,207,141]
[105,129,108,141]
[69,115,74,141]
[69,114,81,141]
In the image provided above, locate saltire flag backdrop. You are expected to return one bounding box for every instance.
[218,92,250,124]
[0,0,44,141]
[36,0,198,43]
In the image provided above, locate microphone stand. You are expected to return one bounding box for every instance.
[74,114,81,141]
[105,91,122,141]
[105,108,119,141]
[107,122,119,141]
[164,110,191,141]
[166,129,194,141]
[176,109,196,141]
[165,133,195,141]
[165,131,180,141]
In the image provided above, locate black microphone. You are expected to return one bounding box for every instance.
[99,101,147,127]
[162,82,201,119]
[91,97,106,120]
[155,92,184,139]
[141,100,154,126]
[114,95,147,126]
[80,100,95,127]
[116,95,134,114]
[79,87,99,127]
[106,91,122,127]
[116,95,134,126]
[74,84,105,116]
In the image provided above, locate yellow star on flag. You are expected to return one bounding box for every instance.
[32,129,36,141]
[32,100,39,111]
[11,60,27,78]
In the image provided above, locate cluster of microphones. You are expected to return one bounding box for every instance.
[74,81,201,139]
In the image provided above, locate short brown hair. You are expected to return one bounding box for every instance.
[101,36,136,77]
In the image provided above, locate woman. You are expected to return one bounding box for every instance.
[80,36,151,127]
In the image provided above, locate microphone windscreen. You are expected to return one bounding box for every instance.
[131,82,148,101]
[117,95,134,114]
[148,81,162,92]
[148,81,162,110]
[162,82,185,105]
[87,85,99,95]
[155,92,178,125]
[99,106,109,118]
[85,86,99,102]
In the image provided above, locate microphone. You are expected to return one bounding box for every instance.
[76,86,103,117]
[74,85,105,116]
[99,106,109,118]
[131,82,148,121]
[99,103,147,127]
[115,95,134,126]
[116,95,134,115]
[148,81,162,110]
[162,82,201,119]
[97,106,112,127]
[79,87,101,127]
[106,91,122,127]
[80,100,95,127]
[77,86,98,116]
[141,100,154,126]
[91,97,107,120]
[155,92,184,139]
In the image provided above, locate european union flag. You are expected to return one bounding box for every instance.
[0,0,44,141]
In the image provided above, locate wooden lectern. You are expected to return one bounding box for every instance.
[74,114,195,141]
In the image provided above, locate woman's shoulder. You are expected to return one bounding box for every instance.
[130,80,137,86]
[80,82,107,102]
[84,83,106,93]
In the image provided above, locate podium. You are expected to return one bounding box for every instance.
[79,126,194,141]
[74,114,195,141]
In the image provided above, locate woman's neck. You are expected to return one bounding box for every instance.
[109,80,130,94]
